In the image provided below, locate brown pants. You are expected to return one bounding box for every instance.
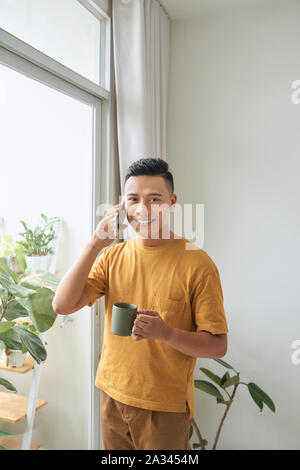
[100,389,191,450]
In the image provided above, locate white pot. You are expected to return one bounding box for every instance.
[7,350,25,368]
[25,254,49,272]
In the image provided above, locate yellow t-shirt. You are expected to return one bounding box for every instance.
[83,236,229,420]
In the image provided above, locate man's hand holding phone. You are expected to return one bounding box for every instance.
[92,202,127,249]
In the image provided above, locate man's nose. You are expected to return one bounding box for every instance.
[135,203,150,217]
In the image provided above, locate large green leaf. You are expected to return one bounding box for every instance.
[14,326,46,363]
[194,380,225,401]
[15,287,56,332]
[0,328,23,350]
[200,368,222,386]
[3,299,29,321]
[248,383,275,413]
[6,283,36,298]
[20,272,60,291]
[0,377,17,392]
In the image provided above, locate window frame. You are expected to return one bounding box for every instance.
[0,0,111,95]
[0,0,111,451]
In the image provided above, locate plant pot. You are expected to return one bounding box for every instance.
[7,350,25,368]
[25,254,50,273]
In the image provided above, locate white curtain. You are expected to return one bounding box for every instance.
[112,0,170,191]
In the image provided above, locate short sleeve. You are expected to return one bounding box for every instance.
[191,268,229,335]
[82,250,108,307]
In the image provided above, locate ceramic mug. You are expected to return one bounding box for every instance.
[111,302,137,336]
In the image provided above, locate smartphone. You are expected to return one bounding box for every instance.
[114,200,126,237]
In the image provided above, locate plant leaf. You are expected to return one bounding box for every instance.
[0,328,23,350]
[248,383,275,413]
[23,287,56,332]
[248,385,264,412]
[189,424,193,439]
[14,326,46,363]
[3,300,29,321]
[217,398,232,405]
[213,358,239,375]
[14,287,56,332]
[194,380,225,401]
[221,375,240,389]
[0,377,17,392]
[220,371,230,386]
[200,368,222,386]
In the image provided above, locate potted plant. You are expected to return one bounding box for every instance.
[0,234,27,274]
[17,213,60,273]
[0,259,59,383]
[0,252,60,450]
[188,358,276,450]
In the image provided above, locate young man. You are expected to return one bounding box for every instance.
[52,158,229,450]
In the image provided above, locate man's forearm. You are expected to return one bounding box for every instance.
[52,235,106,312]
[162,326,227,358]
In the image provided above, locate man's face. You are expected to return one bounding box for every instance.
[124,175,176,238]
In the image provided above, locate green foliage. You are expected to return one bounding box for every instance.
[0,260,58,386]
[17,213,60,256]
[0,223,60,450]
[190,358,276,450]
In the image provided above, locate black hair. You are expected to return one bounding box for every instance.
[124,157,174,195]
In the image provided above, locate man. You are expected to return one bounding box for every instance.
[52,157,229,450]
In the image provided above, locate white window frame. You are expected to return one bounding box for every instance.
[0,0,111,450]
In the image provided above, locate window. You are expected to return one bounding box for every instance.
[0,0,110,450]
[0,0,108,86]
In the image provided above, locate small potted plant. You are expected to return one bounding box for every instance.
[17,213,60,273]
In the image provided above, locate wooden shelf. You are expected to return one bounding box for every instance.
[0,356,35,373]
[0,436,40,450]
[0,392,48,423]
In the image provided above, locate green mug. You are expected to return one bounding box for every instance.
[111,302,138,336]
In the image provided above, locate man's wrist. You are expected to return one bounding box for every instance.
[88,234,107,251]
[162,323,175,342]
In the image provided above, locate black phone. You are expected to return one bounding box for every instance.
[114,200,126,236]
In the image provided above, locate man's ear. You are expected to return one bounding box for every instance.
[169,194,177,212]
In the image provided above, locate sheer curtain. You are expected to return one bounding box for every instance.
[112,0,170,240]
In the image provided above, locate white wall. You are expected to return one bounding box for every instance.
[167,0,300,450]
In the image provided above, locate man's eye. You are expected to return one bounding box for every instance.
[150,198,160,202]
